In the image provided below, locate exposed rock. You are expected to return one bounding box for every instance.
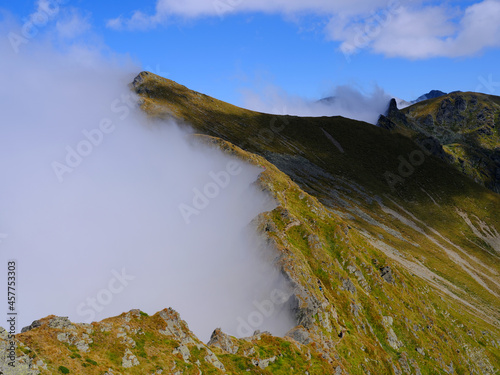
[48,316,73,329]
[158,308,196,345]
[21,320,42,333]
[415,136,449,161]
[377,114,397,131]
[287,281,322,328]
[308,234,324,251]
[207,328,239,354]
[455,96,467,112]
[203,347,225,370]
[382,316,403,350]
[286,326,312,345]
[0,328,41,374]
[380,266,394,284]
[341,277,356,293]
[173,344,191,362]
[252,356,276,369]
[122,348,139,368]
[436,98,455,125]
[243,347,256,356]
[419,114,435,130]
[387,98,409,126]
[378,99,410,131]
[351,303,362,318]
[392,363,403,375]
[398,352,411,374]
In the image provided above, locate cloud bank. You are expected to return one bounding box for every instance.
[0,22,295,342]
[107,0,500,59]
[330,0,500,59]
[242,84,391,125]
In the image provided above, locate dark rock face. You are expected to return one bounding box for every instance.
[377,114,397,131]
[131,71,154,96]
[419,114,434,130]
[414,90,447,103]
[436,98,466,127]
[380,266,395,284]
[377,98,410,131]
[455,96,467,112]
[387,98,409,126]
[478,126,494,136]
[470,95,478,108]
[415,136,451,162]
[21,320,42,333]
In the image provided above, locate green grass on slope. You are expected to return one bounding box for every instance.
[131,72,500,374]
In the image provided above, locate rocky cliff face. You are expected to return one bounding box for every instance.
[378,92,500,193]
[2,73,499,374]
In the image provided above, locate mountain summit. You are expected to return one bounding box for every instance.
[413,90,448,103]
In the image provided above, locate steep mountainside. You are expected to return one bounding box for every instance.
[2,72,499,374]
[378,92,500,193]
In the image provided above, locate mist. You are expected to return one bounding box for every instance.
[242,84,391,125]
[0,25,295,342]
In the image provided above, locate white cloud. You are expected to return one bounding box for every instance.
[332,0,500,59]
[151,0,390,17]
[107,10,160,31]
[107,0,389,30]
[448,0,500,56]
[107,0,500,59]
[56,10,91,39]
[0,20,295,342]
[241,84,391,125]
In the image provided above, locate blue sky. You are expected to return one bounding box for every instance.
[2,0,500,110]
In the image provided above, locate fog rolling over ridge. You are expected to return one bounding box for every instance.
[242,84,391,124]
[0,37,295,342]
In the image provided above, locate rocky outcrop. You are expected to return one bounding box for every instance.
[121,348,139,368]
[21,321,42,333]
[286,326,313,345]
[378,98,409,131]
[207,328,239,354]
[380,266,395,284]
[382,316,403,350]
[251,356,276,369]
[0,327,44,375]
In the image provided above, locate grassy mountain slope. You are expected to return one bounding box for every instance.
[2,72,499,374]
[378,92,500,193]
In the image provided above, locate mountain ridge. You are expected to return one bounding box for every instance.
[2,72,499,374]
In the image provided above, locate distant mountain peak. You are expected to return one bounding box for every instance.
[413,90,447,103]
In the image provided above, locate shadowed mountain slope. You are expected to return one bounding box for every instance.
[378,92,500,193]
